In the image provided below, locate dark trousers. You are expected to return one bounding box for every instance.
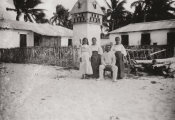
[91,51,101,78]
[115,51,125,79]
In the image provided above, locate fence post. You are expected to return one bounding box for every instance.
[73,46,79,69]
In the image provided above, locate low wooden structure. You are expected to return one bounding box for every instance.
[0,47,79,67]
[0,45,171,68]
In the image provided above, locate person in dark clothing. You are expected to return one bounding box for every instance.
[90,37,103,78]
[111,37,127,79]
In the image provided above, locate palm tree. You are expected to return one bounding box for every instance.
[35,12,49,23]
[147,0,175,21]
[131,0,175,22]
[6,0,45,23]
[131,1,145,23]
[103,0,132,31]
[50,4,73,29]
[101,7,109,32]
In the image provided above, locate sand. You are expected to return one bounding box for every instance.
[0,63,175,120]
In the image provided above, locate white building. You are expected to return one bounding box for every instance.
[0,19,73,48]
[70,0,104,46]
[109,20,175,46]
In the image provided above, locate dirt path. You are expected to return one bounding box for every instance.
[0,63,175,120]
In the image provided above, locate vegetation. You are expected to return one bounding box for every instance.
[50,4,73,29]
[5,0,175,29]
[101,0,175,31]
[131,0,175,23]
[6,0,48,23]
[102,0,132,31]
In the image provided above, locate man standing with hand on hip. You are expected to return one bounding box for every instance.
[97,45,118,82]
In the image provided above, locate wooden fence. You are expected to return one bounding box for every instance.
[0,47,79,67]
[0,45,170,67]
[101,45,169,60]
[125,45,169,60]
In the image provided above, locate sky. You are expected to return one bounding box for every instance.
[0,0,136,20]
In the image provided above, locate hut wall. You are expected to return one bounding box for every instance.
[0,29,34,48]
[110,29,175,46]
[40,36,61,47]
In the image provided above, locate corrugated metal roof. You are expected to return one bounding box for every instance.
[0,19,73,37]
[70,0,104,15]
[110,19,175,34]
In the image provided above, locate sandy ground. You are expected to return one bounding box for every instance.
[0,63,175,120]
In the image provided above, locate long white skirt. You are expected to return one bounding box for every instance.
[80,52,93,75]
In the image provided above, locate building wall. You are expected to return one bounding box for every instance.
[128,32,141,45]
[61,36,73,46]
[101,39,111,46]
[150,30,170,45]
[73,24,88,46]
[40,36,61,47]
[73,23,101,46]
[0,29,34,48]
[110,29,175,46]
[87,24,101,46]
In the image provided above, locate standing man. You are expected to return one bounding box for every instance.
[91,37,103,78]
[97,45,118,82]
[111,37,127,79]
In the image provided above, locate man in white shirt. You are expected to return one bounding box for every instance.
[97,45,118,82]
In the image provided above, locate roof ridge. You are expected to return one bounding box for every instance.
[0,19,72,30]
[130,19,175,25]
[110,19,175,33]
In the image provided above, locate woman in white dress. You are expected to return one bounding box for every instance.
[111,37,127,79]
[79,38,93,79]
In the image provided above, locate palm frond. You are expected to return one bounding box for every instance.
[26,0,42,8]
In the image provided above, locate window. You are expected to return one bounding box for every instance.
[141,33,151,45]
[121,35,129,46]
[93,2,97,9]
[68,39,72,46]
[153,43,157,46]
[20,34,27,48]
[74,18,76,23]
[98,18,100,23]
[167,32,175,57]
[78,2,81,9]
[91,13,94,17]
[34,34,41,46]
[167,32,175,46]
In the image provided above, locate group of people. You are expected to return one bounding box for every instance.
[79,37,127,82]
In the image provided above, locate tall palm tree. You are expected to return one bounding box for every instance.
[6,0,45,23]
[50,4,73,29]
[103,0,132,31]
[131,0,175,22]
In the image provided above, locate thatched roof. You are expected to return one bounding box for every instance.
[0,19,73,37]
[110,19,175,34]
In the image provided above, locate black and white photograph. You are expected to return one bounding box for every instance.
[0,0,175,120]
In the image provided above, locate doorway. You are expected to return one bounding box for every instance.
[121,35,129,46]
[20,34,27,48]
[141,33,151,45]
[167,32,175,57]
[68,39,73,46]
